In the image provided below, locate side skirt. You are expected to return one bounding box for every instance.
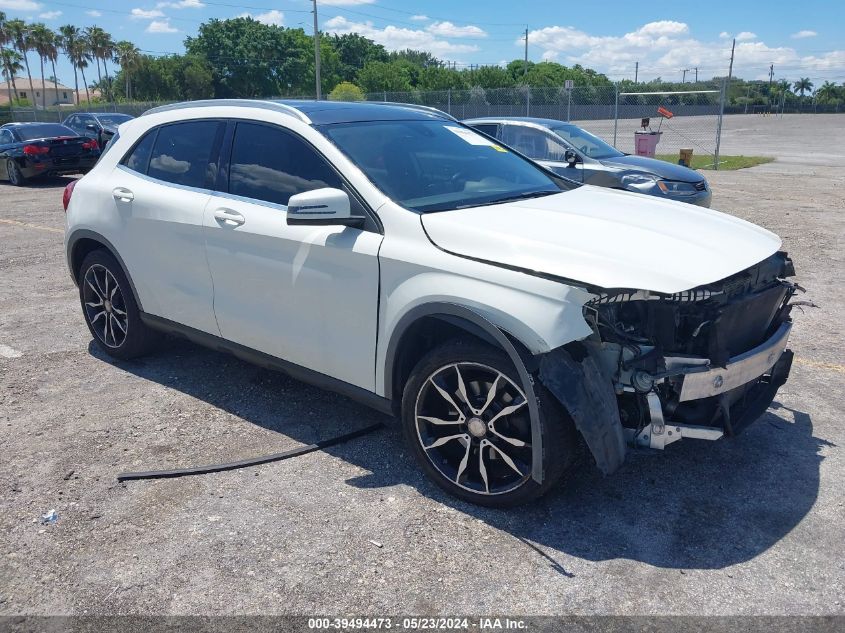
[139,313,394,417]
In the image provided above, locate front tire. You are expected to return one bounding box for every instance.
[6,159,25,186]
[78,249,159,359]
[401,340,578,507]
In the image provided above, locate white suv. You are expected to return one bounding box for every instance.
[64,100,797,506]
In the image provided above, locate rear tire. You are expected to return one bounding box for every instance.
[6,159,25,186]
[401,340,578,507]
[78,249,160,359]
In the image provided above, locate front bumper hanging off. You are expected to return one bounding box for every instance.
[627,322,794,450]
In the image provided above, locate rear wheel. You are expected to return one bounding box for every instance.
[401,340,578,507]
[78,249,160,359]
[6,159,24,186]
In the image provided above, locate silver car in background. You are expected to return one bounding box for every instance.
[465,117,712,207]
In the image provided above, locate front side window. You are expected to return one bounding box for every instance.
[228,122,342,207]
[501,124,570,161]
[320,120,571,213]
[147,121,222,189]
[549,124,623,159]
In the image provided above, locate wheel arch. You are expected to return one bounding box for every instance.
[66,229,144,311]
[383,302,545,483]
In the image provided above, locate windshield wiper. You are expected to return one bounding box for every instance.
[485,190,559,205]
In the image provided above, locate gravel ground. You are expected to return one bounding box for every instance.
[0,114,843,617]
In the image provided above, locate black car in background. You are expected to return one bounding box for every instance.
[62,112,134,148]
[0,123,101,186]
[465,117,712,207]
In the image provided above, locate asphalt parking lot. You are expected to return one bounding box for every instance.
[1,113,843,617]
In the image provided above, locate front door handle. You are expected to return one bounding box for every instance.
[213,208,245,227]
[112,187,134,202]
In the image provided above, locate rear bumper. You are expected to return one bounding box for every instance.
[21,156,98,178]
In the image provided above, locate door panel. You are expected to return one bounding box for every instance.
[204,194,382,390]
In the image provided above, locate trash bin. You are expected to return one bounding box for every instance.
[634,130,662,157]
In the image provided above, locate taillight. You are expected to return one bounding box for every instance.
[82,139,99,151]
[62,179,77,212]
[23,144,50,156]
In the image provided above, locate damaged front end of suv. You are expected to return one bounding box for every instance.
[542,251,798,472]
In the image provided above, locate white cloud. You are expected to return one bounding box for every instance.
[791,30,818,39]
[146,19,178,33]
[0,0,41,10]
[238,9,284,26]
[426,21,487,39]
[325,16,480,56]
[735,31,757,41]
[86,9,102,17]
[38,9,61,19]
[319,0,375,5]
[157,0,205,8]
[719,31,731,39]
[525,20,845,82]
[131,8,165,19]
[410,15,429,22]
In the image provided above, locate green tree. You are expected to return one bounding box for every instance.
[356,60,414,94]
[58,25,90,104]
[29,23,54,109]
[417,65,466,91]
[1,47,24,106]
[329,33,387,83]
[468,65,515,89]
[388,49,439,67]
[793,77,813,98]
[328,81,364,101]
[6,20,35,108]
[113,40,140,100]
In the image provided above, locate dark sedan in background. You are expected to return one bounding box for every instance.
[0,123,101,186]
[62,112,134,148]
[465,117,712,207]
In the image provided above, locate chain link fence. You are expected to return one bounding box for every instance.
[8,84,727,167]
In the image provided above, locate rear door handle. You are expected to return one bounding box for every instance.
[112,187,134,202]
[213,208,245,227]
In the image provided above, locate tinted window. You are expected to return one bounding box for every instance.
[549,124,623,159]
[122,130,156,174]
[14,124,76,141]
[148,121,222,189]
[0,129,14,144]
[470,123,499,137]
[228,122,341,206]
[97,114,133,126]
[501,125,569,161]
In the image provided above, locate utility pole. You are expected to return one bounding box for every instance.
[682,68,689,83]
[634,61,638,84]
[727,38,735,84]
[694,67,698,82]
[768,62,774,110]
[312,0,321,100]
[523,27,528,79]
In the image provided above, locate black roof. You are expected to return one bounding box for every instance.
[274,100,451,125]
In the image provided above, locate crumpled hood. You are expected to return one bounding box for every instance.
[600,154,705,181]
[421,185,781,294]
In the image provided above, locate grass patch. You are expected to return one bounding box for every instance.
[654,154,774,171]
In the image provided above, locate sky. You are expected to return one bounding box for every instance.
[2,0,844,88]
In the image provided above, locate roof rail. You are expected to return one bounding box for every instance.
[142,99,312,124]
[376,101,457,122]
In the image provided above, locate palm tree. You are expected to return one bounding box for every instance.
[793,77,814,98]
[1,11,10,47]
[83,26,114,101]
[816,81,837,104]
[114,40,140,100]
[6,20,36,109]
[29,23,53,110]
[58,25,83,105]
[1,47,24,106]
[45,31,61,108]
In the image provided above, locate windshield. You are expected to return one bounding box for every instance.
[319,120,574,213]
[549,124,623,160]
[96,114,133,127]
[15,124,77,141]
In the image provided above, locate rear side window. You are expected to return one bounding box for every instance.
[123,131,156,173]
[228,122,341,207]
[147,121,223,189]
[471,123,499,138]
[0,129,14,144]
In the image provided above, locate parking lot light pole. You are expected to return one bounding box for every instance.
[313,0,321,100]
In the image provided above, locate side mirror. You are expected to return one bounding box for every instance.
[564,149,579,166]
[286,187,364,227]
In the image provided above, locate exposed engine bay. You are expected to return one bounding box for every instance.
[582,250,798,448]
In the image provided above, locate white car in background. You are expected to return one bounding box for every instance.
[63,100,797,507]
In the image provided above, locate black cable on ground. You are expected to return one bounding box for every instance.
[116,422,385,482]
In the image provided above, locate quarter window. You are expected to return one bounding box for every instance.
[122,130,157,175]
[147,121,223,189]
[0,129,14,144]
[228,122,341,207]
